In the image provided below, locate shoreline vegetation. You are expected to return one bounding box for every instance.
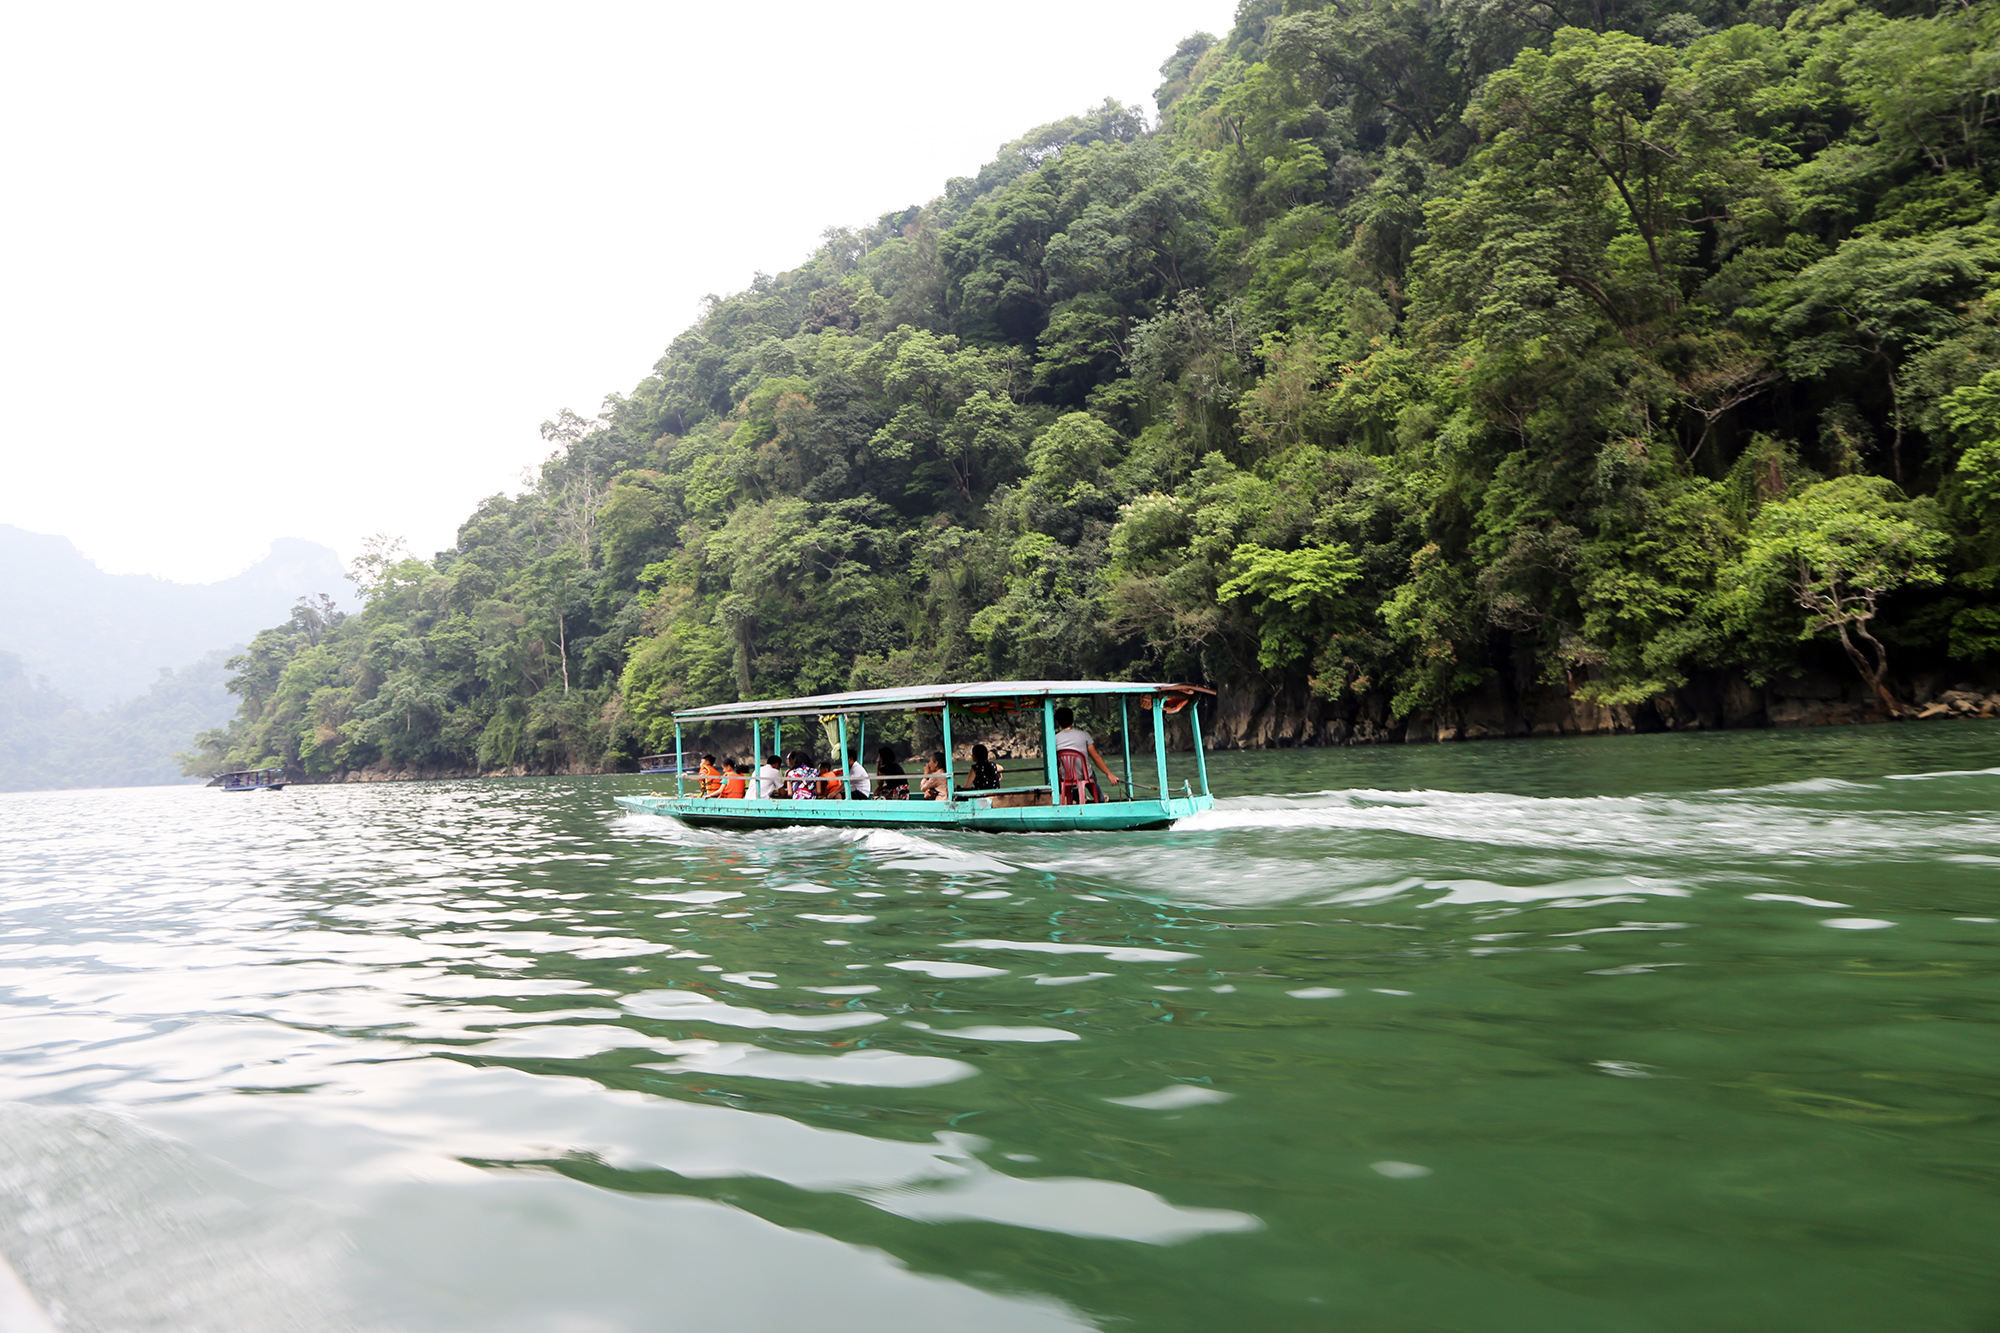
[186,0,2000,785]
[212,679,2000,787]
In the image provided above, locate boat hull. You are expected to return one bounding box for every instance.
[614,792,1210,832]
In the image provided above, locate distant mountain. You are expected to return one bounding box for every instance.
[0,527,350,707]
[0,649,239,791]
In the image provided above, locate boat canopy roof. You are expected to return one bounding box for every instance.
[672,679,1213,723]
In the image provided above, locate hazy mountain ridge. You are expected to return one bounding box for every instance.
[0,529,348,790]
[0,527,349,707]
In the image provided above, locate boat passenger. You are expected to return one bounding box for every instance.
[786,750,819,800]
[718,758,748,799]
[970,744,1003,792]
[920,751,948,801]
[819,759,845,799]
[1053,707,1121,803]
[697,753,722,797]
[846,748,873,798]
[757,754,785,799]
[875,747,907,799]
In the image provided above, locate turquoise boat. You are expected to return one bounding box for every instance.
[209,767,286,792]
[614,680,1215,832]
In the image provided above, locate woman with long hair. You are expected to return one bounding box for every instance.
[874,746,907,799]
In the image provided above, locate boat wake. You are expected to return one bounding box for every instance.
[1176,772,2000,860]
[610,764,2000,910]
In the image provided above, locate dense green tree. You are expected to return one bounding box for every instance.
[1217,542,1366,671]
[1766,228,2000,481]
[192,0,2000,778]
[1722,475,1951,710]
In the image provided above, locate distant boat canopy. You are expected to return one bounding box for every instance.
[212,768,286,792]
[617,679,1214,833]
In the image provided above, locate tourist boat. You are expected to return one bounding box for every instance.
[615,680,1215,832]
[636,754,679,775]
[209,767,286,792]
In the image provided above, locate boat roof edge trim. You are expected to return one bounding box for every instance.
[670,680,1214,722]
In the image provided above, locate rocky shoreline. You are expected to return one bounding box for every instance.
[1205,668,2000,749]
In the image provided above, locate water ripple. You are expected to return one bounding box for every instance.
[0,724,1996,1330]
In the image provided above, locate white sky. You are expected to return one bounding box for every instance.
[0,0,1233,585]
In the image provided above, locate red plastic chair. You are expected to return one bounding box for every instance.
[1057,750,1100,804]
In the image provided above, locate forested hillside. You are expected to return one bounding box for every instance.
[188,0,2000,778]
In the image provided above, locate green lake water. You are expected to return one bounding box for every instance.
[1,723,1997,1331]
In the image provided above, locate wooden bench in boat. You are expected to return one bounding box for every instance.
[964,785,1052,809]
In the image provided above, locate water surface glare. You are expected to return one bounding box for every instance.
[2,724,1998,1331]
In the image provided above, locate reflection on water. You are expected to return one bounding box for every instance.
[0,724,1997,1331]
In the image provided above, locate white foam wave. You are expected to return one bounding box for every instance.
[1416,876,1691,907]
[1172,784,2000,865]
[621,989,887,1031]
[1882,766,2000,781]
[638,1044,978,1088]
[856,829,1020,875]
[958,939,1199,962]
[1704,777,1879,795]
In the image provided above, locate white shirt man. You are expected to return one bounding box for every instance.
[756,759,784,799]
[847,756,873,798]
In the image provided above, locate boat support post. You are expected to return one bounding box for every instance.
[837,714,850,799]
[1192,701,1210,797]
[941,703,954,802]
[1151,696,1168,805]
[1043,697,1060,805]
[675,720,684,798]
[1120,696,1133,802]
[752,720,761,782]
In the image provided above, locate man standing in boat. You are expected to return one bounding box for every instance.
[1053,707,1121,803]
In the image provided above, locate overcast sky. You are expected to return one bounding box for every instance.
[0,0,1233,585]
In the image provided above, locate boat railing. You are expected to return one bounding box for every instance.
[678,776,1075,798]
[661,681,1213,807]
[670,778,1166,807]
[666,767,1167,803]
